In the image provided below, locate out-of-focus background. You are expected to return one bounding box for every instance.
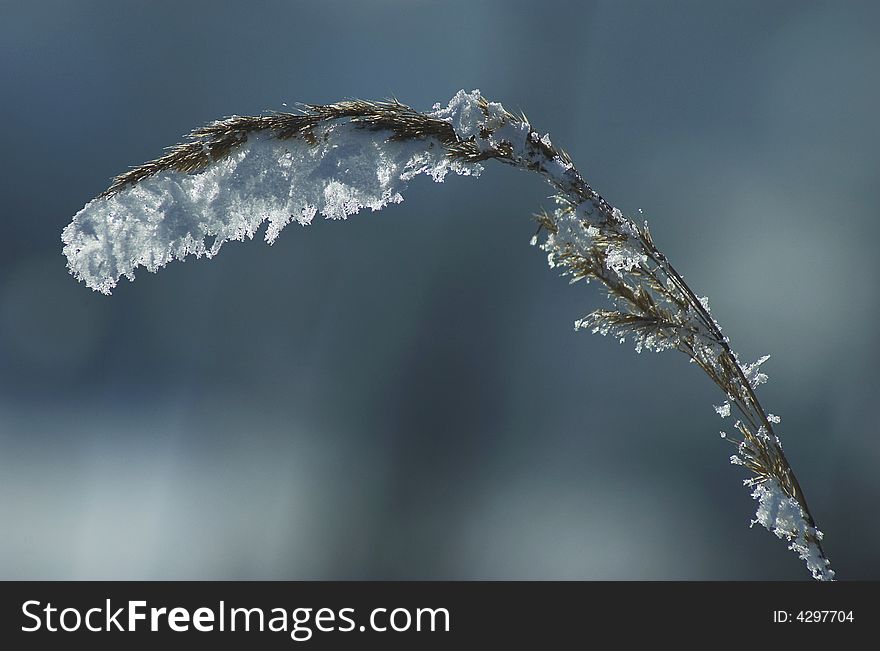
[1,0,877,580]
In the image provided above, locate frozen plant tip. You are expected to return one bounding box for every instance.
[62,90,833,580]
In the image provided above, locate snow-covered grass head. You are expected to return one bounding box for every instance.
[62,90,834,580]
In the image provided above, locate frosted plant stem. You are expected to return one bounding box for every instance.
[663,256,826,560]
[62,90,833,580]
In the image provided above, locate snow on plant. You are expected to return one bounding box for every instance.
[62,90,834,580]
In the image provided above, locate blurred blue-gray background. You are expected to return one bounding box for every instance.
[1,0,877,579]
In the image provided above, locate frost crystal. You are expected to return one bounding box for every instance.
[742,354,771,388]
[428,89,492,142]
[605,245,647,276]
[429,89,529,158]
[750,481,834,580]
[714,402,731,418]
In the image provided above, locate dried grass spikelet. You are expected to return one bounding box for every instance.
[65,90,833,580]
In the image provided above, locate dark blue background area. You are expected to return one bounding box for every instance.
[0,0,877,579]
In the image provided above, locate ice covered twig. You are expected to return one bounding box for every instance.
[62,90,833,579]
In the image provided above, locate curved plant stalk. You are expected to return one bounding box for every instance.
[62,90,833,579]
